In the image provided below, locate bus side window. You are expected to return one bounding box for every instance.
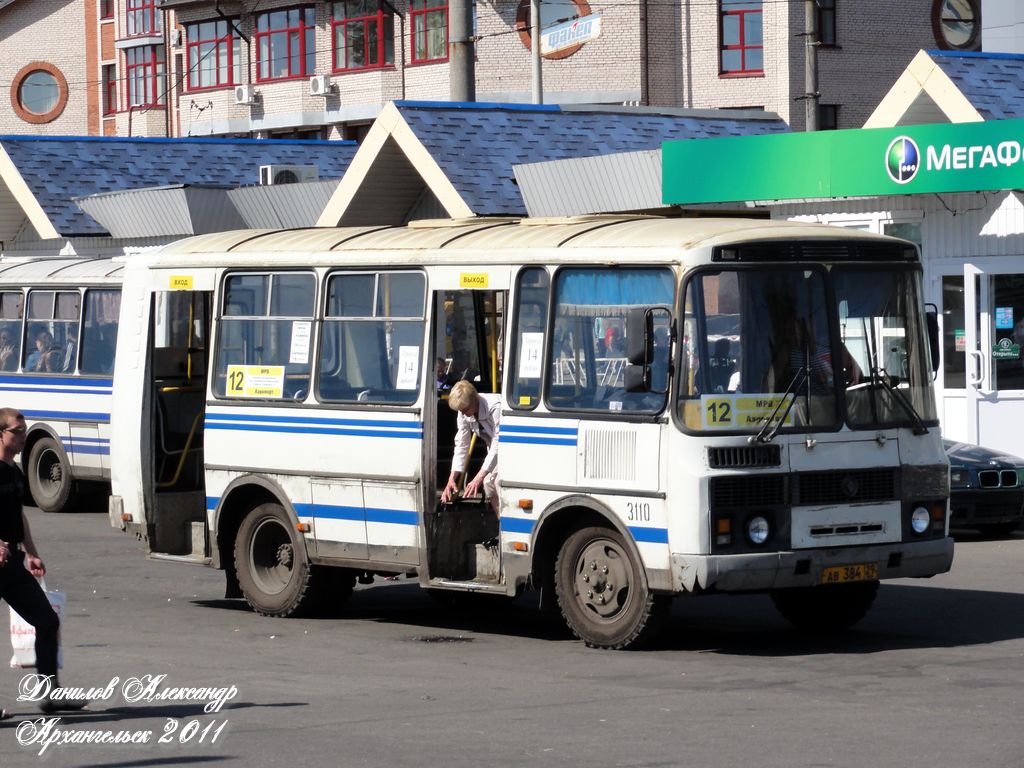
[508,267,549,410]
[0,291,23,372]
[80,290,121,375]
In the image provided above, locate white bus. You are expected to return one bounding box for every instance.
[109,217,953,649]
[0,258,122,512]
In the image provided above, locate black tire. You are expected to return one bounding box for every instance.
[554,525,670,650]
[234,502,325,617]
[976,522,1021,537]
[26,436,76,513]
[770,581,880,632]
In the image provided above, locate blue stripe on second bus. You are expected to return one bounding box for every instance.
[61,436,110,455]
[500,516,668,545]
[205,412,423,440]
[501,424,578,447]
[294,503,418,526]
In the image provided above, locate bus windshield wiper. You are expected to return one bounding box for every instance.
[870,367,929,436]
[749,365,806,445]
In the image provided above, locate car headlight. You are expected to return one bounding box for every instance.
[950,468,968,487]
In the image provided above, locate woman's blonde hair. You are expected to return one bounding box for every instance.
[447,380,478,412]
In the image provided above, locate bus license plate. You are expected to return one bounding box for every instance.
[820,563,878,585]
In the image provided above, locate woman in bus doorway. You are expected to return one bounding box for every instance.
[440,381,501,514]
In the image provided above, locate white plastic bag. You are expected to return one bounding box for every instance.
[9,578,64,669]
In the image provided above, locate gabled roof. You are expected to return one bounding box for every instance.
[318,101,788,226]
[0,136,357,240]
[864,49,1024,128]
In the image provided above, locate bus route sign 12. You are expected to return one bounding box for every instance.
[226,365,285,398]
[701,394,794,429]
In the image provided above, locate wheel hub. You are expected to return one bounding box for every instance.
[276,543,293,568]
[574,541,631,620]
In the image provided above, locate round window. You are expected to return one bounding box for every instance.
[516,0,593,60]
[10,63,69,124]
[932,0,981,51]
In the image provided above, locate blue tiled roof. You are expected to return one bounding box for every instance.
[0,136,357,236]
[929,49,1024,121]
[395,102,789,215]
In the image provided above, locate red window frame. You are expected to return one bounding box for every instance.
[255,6,316,82]
[331,1,395,72]
[100,0,114,20]
[126,0,161,37]
[102,64,117,115]
[410,0,448,64]
[720,1,763,76]
[185,19,241,91]
[125,45,165,107]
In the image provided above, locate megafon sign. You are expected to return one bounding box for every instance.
[662,119,1024,204]
[541,13,602,55]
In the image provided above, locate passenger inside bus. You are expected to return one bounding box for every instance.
[0,327,17,371]
[25,329,57,372]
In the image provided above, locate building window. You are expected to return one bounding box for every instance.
[125,45,166,107]
[126,0,161,37]
[817,0,836,45]
[720,0,763,75]
[255,7,316,81]
[100,0,114,20]
[818,103,839,130]
[932,0,980,50]
[102,64,117,115]
[514,0,593,60]
[410,0,448,64]
[186,19,242,89]
[332,0,395,71]
[10,62,69,124]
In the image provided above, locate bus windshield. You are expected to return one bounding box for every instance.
[678,264,936,434]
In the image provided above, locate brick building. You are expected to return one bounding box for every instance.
[2,0,983,138]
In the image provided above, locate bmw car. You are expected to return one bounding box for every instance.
[945,439,1024,536]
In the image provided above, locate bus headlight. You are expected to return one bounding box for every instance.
[747,516,770,545]
[911,506,930,534]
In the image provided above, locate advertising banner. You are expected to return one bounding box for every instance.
[662,119,1024,204]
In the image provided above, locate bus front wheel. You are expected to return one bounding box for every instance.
[26,436,76,513]
[770,581,879,632]
[554,526,669,650]
[234,502,323,618]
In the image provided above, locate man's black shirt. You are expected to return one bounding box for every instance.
[0,460,25,546]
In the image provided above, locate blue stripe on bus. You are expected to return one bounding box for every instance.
[206,496,220,512]
[204,412,420,430]
[500,517,536,534]
[0,386,113,396]
[204,422,423,439]
[294,502,417,526]
[60,436,109,444]
[63,444,110,455]
[23,410,110,422]
[629,526,669,544]
[501,425,578,436]
[502,435,577,446]
[0,375,113,388]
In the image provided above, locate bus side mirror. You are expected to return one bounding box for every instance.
[624,305,672,394]
[925,303,940,376]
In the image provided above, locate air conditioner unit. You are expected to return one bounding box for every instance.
[234,84,257,106]
[259,164,320,185]
[308,74,334,97]
[170,28,182,48]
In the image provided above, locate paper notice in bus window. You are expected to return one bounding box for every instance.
[226,365,285,398]
[518,333,544,379]
[701,394,794,429]
[396,346,420,390]
[289,321,312,364]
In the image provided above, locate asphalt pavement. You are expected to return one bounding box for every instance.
[1,503,1023,768]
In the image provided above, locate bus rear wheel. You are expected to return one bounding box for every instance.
[770,581,880,632]
[554,526,669,650]
[234,502,324,618]
[26,436,76,513]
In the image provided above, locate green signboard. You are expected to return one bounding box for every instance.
[662,119,1024,204]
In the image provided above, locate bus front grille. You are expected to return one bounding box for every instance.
[707,445,781,469]
[795,469,897,505]
[710,475,788,508]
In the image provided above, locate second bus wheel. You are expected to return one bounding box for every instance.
[555,526,670,650]
[234,502,325,618]
[26,436,76,513]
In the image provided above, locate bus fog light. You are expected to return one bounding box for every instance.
[747,516,770,545]
[911,506,930,534]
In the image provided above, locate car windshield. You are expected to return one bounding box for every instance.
[677,264,936,435]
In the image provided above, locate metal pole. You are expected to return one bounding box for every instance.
[804,0,818,131]
[531,0,543,104]
[449,0,475,101]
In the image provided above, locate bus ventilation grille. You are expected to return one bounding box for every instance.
[707,445,781,469]
[794,469,896,505]
[710,475,788,508]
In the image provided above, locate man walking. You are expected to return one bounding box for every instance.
[0,408,86,717]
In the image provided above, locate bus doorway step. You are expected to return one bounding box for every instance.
[148,552,212,566]
[428,579,507,594]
